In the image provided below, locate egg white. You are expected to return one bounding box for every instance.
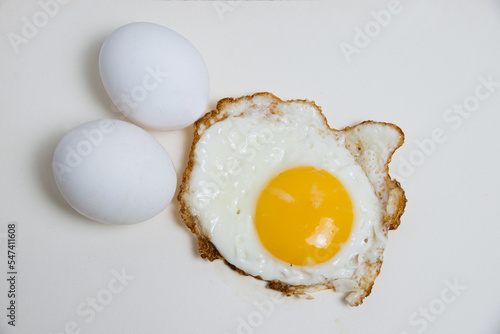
[184,99,387,286]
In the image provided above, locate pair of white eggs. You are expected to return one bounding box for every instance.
[52,22,209,225]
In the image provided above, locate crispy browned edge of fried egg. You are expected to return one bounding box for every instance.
[177,92,407,306]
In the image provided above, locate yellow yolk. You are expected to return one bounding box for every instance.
[255,166,354,266]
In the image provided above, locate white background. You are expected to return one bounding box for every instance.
[1,1,500,333]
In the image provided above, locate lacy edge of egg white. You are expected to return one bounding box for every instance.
[181,94,405,304]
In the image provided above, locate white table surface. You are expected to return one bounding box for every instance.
[1,1,500,333]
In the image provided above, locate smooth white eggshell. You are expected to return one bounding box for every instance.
[99,22,210,130]
[52,119,177,225]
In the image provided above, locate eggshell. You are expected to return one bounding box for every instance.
[52,119,177,225]
[99,22,210,130]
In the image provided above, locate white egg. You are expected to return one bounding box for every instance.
[52,119,177,225]
[99,22,210,130]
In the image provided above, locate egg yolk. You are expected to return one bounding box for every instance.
[255,166,353,266]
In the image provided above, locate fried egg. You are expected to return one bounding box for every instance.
[178,93,406,306]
